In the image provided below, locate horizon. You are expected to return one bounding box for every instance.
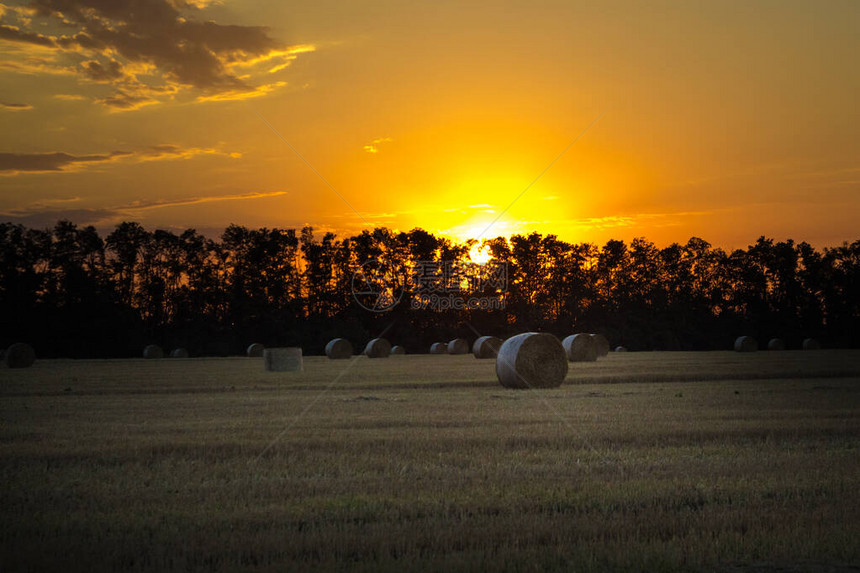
[1,1,858,250]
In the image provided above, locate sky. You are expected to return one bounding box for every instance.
[0,0,858,249]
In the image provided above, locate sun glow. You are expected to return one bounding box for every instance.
[468,242,492,264]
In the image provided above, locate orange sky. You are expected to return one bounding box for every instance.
[1,0,857,249]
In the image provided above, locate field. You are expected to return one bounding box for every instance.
[2,350,860,572]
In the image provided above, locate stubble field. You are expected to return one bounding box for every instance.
[1,350,859,572]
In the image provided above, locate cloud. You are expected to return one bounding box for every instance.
[0,191,289,228]
[0,0,315,109]
[0,144,240,174]
[0,151,131,173]
[0,101,32,110]
[363,137,393,154]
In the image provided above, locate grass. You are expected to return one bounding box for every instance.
[1,351,859,572]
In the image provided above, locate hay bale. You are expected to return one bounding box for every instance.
[615,346,628,352]
[390,345,406,355]
[496,333,568,389]
[4,343,35,368]
[430,342,448,354]
[143,344,164,359]
[767,338,786,351]
[264,347,303,372]
[246,343,265,357]
[325,338,353,359]
[447,338,469,355]
[802,338,821,350]
[562,333,598,362]
[364,338,391,358]
[472,336,503,359]
[171,348,189,358]
[590,334,610,357]
[734,336,757,352]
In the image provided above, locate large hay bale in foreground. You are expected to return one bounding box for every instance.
[562,333,598,362]
[430,342,448,354]
[364,338,391,358]
[246,343,265,357]
[767,338,786,351]
[590,334,610,357]
[143,344,164,359]
[496,333,568,389]
[472,336,503,359]
[264,347,303,372]
[171,348,189,358]
[615,346,628,352]
[802,338,821,350]
[447,338,469,355]
[325,338,353,359]
[734,336,757,352]
[4,343,35,369]
[390,345,406,355]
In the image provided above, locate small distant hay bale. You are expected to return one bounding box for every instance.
[734,336,758,352]
[430,342,448,354]
[390,345,406,355]
[264,347,303,372]
[364,338,391,358]
[170,348,189,358]
[447,338,469,355]
[767,338,786,351]
[562,333,598,362]
[4,343,35,369]
[590,334,611,357]
[246,343,265,357]
[325,338,353,359]
[472,336,503,359]
[615,346,628,352]
[143,344,164,359]
[496,333,568,389]
[802,338,821,350]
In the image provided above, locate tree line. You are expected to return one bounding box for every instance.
[1,220,857,357]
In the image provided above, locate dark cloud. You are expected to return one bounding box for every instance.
[1,0,300,109]
[0,101,33,111]
[0,24,57,47]
[0,151,131,173]
[79,58,124,81]
[0,145,237,174]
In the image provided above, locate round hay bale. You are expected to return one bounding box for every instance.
[495,333,568,389]
[264,347,303,372]
[364,338,391,358]
[143,344,164,359]
[734,336,758,352]
[4,343,35,369]
[590,334,610,357]
[615,346,628,352]
[447,338,469,355]
[767,338,786,351]
[246,343,265,357]
[562,333,598,362]
[472,336,503,359]
[390,345,406,355]
[802,338,821,350]
[430,342,448,354]
[325,338,353,359]
[170,348,189,358]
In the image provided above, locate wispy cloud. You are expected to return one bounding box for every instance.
[0,101,32,111]
[0,145,241,175]
[1,191,289,228]
[363,137,393,154]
